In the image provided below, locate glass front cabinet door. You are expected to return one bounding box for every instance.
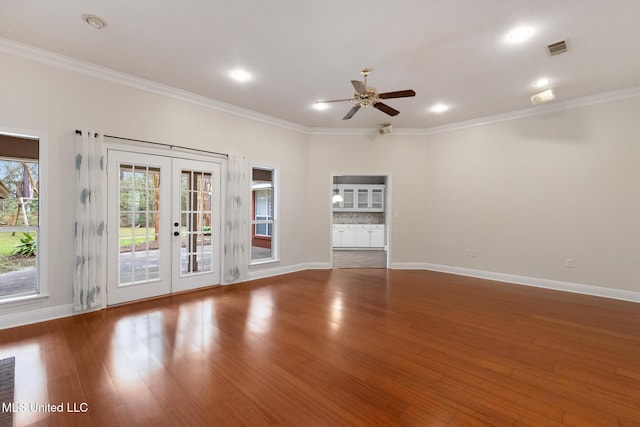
[333,185,384,212]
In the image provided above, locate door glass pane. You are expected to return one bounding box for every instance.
[179,170,213,275]
[118,164,161,285]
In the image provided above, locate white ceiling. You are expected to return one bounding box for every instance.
[1,0,639,130]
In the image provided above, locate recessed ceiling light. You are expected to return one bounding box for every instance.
[312,102,330,111]
[505,26,534,44]
[533,78,551,88]
[429,103,449,114]
[228,68,253,83]
[82,14,106,30]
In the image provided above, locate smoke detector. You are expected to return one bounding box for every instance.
[82,14,107,30]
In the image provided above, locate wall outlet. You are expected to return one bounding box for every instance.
[565,258,574,268]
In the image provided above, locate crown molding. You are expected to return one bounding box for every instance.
[0,37,309,134]
[311,86,640,136]
[308,127,378,136]
[409,86,640,136]
[2,37,640,138]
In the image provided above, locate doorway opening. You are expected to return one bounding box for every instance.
[331,174,389,268]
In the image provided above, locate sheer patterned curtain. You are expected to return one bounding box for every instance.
[223,154,249,284]
[73,130,106,311]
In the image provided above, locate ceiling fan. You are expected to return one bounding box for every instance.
[316,69,416,120]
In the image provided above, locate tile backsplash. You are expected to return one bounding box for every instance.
[333,212,385,224]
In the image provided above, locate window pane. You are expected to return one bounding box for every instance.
[251,167,275,262]
[0,135,40,299]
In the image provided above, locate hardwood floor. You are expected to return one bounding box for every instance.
[1,269,639,426]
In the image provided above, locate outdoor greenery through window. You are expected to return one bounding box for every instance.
[118,164,161,284]
[0,134,39,299]
[251,167,276,262]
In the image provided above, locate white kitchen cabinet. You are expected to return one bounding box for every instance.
[333,185,384,212]
[357,188,369,209]
[333,225,357,247]
[332,188,341,209]
[342,188,355,209]
[333,224,385,248]
[371,187,384,210]
[342,227,356,246]
[370,226,385,247]
[355,226,371,247]
[332,226,341,245]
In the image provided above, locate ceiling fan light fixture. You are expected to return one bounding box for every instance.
[316,69,415,120]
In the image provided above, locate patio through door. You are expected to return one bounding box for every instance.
[107,150,221,305]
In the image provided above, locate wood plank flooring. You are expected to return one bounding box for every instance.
[1,269,639,426]
[332,250,387,268]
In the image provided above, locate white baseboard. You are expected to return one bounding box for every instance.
[391,262,640,303]
[0,304,74,330]
[248,262,331,281]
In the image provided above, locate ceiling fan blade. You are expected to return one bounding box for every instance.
[315,98,354,104]
[343,105,361,120]
[351,80,366,94]
[374,102,400,116]
[378,89,416,99]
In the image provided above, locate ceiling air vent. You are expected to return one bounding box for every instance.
[547,40,568,56]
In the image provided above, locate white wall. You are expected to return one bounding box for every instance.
[307,133,428,263]
[422,98,640,293]
[0,51,310,323]
[308,97,640,296]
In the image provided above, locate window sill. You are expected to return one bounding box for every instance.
[0,292,49,308]
[250,258,280,267]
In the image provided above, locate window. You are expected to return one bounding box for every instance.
[251,166,276,262]
[0,133,41,300]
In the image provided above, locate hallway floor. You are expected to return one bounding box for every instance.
[332,249,387,268]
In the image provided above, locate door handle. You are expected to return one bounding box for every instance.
[173,231,180,236]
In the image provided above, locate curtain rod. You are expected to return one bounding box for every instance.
[74,130,228,158]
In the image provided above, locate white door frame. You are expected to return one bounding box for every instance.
[106,144,225,305]
[330,173,391,269]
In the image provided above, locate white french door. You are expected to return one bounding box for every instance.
[107,150,221,305]
[171,158,221,293]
